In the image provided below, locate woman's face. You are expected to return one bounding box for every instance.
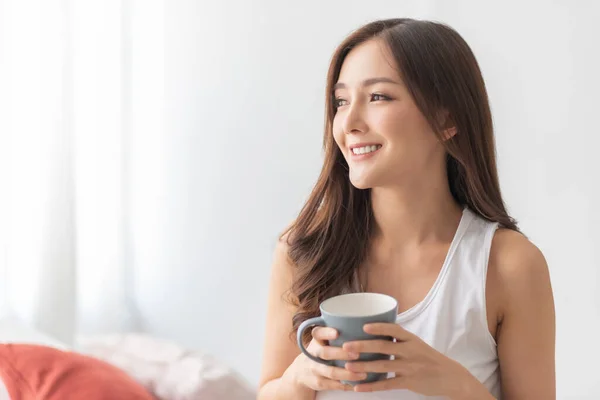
[332,39,447,190]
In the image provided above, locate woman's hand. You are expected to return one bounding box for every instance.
[282,326,369,392]
[343,323,494,399]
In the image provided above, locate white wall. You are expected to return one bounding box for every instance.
[129,0,600,398]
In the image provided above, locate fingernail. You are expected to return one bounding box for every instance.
[348,352,359,359]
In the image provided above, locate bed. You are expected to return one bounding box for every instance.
[0,316,256,400]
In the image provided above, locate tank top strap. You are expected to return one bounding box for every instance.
[445,208,500,352]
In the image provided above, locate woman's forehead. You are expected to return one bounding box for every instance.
[337,40,402,88]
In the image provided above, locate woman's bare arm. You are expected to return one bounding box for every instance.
[257,237,314,400]
[489,229,556,399]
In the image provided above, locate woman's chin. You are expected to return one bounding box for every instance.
[349,176,374,190]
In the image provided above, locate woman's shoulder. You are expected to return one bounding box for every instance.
[487,228,552,319]
[276,220,297,247]
[272,220,299,270]
[489,228,548,278]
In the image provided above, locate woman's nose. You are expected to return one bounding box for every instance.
[342,103,368,135]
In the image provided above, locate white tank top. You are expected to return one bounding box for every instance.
[316,207,501,400]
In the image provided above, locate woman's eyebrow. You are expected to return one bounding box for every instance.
[333,77,401,91]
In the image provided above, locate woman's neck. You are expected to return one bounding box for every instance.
[370,179,463,251]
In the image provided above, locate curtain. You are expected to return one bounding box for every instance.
[0,0,155,345]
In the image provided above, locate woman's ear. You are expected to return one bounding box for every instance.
[442,126,457,141]
[437,109,457,141]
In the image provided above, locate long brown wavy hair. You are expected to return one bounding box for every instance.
[282,18,519,344]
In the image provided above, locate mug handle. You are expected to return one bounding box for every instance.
[297,316,332,365]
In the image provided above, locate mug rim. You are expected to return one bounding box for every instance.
[319,292,398,318]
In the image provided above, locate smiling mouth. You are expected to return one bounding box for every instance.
[351,144,382,155]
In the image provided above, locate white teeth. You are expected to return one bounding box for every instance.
[352,145,381,155]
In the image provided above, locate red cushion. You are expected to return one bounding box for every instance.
[0,344,155,400]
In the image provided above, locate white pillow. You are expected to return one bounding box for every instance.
[0,380,8,400]
[78,333,256,400]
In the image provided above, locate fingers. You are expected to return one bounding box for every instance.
[343,339,399,356]
[301,327,378,392]
[308,376,354,391]
[345,359,399,373]
[313,363,367,383]
[363,323,413,341]
[316,344,361,361]
[310,328,362,361]
[312,326,338,342]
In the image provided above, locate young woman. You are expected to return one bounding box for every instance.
[258,18,555,399]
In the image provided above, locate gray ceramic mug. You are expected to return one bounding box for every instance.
[297,292,398,385]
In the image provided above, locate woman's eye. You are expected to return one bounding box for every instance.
[334,94,389,108]
[371,93,389,101]
[334,98,347,108]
